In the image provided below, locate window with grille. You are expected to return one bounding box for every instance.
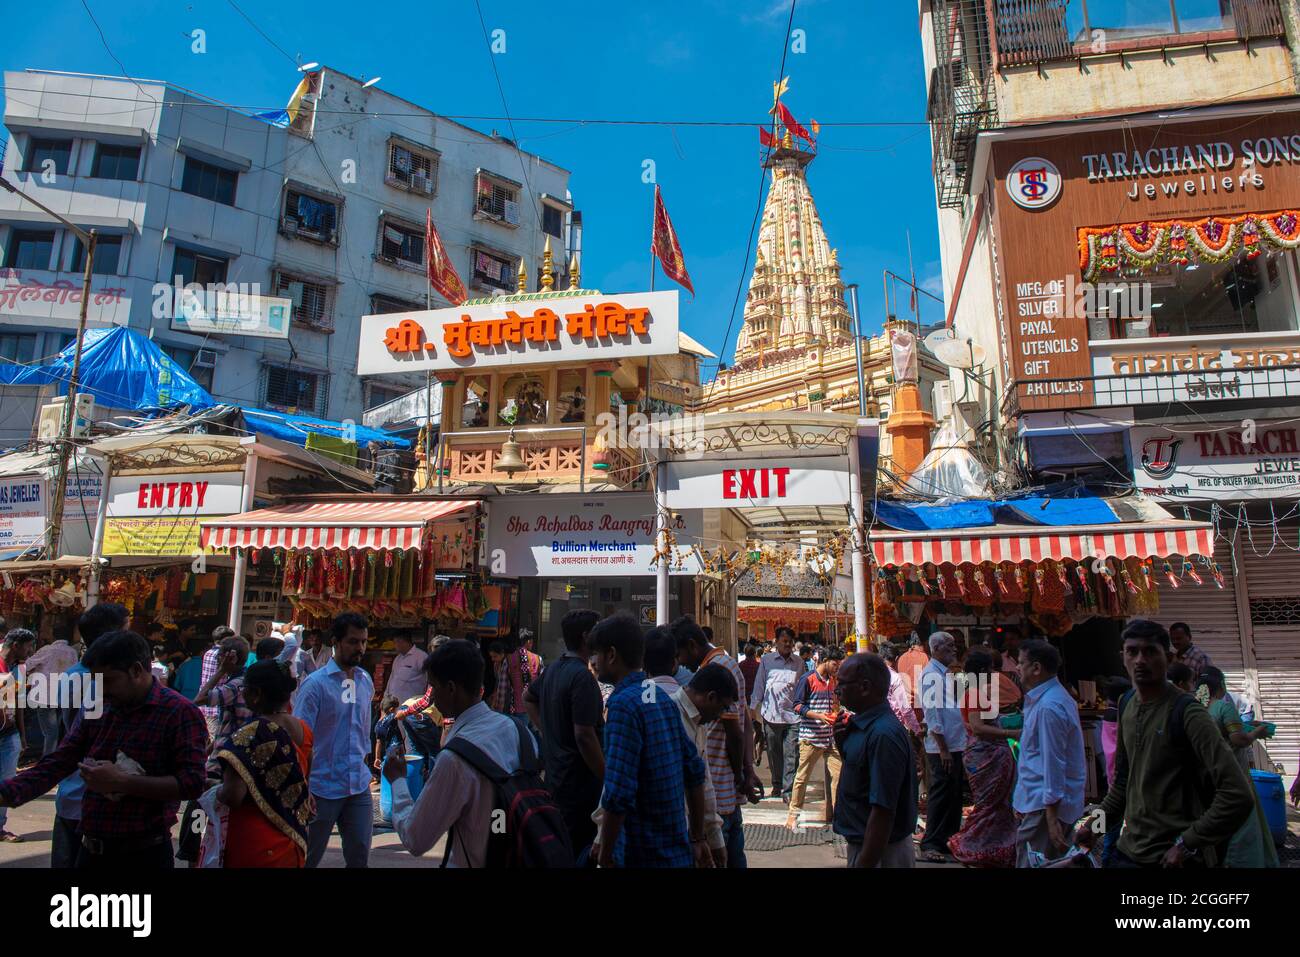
[69,235,123,275]
[1250,596,1300,627]
[92,143,141,181]
[263,364,329,417]
[387,141,438,194]
[181,156,238,206]
[369,293,424,314]
[282,187,339,243]
[379,220,424,267]
[4,230,55,270]
[0,333,37,364]
[274,271,334,332]
[470,247,516,291]
[475,173,521,226]
[24,138,72,176]
[542,204,564,239]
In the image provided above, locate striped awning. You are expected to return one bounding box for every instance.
[870,520,1215,568]
[201,499,477,552]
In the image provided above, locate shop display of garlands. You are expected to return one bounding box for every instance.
[255,545,489,624]
[0,571,86,619]
[871,555,1224,640]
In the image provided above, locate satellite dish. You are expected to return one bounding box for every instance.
[923,328,958,355]
[931,336,986,370]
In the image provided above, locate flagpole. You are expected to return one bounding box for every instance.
[649,186,657,292]
[425,222,434,492]
[906,229,919,333]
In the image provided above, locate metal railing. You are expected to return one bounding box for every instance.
[1003,363,1300,414]
[930,0,998,210]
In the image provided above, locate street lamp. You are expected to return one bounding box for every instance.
[0,175,97,560]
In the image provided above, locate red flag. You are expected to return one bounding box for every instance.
[651,185,694,296]
[426,209,467,306]
[759,126,778,148]
[778,102,812,143]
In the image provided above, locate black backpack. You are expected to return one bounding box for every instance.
[440,722,575,869]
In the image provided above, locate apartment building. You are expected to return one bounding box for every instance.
[919,0,1300,775]
[0,67,578,424]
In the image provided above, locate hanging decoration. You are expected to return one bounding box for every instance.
[1078,209,1300,282]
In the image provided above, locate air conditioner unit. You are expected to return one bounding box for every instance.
[38,393,94,442]
[411,173,429,193]
[194,348,218,369]
[932,379,953,424]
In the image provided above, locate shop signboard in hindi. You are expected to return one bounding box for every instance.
[357,291,679,375]
[1131,420,1300,500]
[103,471,244,556]
[489,492,702,577]
[169,286,292,339]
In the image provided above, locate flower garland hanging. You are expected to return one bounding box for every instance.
[1078,209,1300,282]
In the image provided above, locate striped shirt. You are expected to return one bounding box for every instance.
[701,648,745,815]
[793,670,838,748]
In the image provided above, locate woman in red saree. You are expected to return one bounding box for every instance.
[215,661,314,868]
[948,650,1019,868]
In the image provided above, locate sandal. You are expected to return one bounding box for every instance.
[0,830,23,843]
[918,849,948,863]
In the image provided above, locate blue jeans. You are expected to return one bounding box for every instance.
[0,732,21,832]
[35,707,62,756]
[306,791,374,868]
[721,808,747,869]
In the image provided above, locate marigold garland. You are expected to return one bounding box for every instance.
[1078,209,1300,283]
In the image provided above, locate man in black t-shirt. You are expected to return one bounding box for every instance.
[524,610,604,854]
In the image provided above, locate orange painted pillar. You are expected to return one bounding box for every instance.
[885,381,935,482]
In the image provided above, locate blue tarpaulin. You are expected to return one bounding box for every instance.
[241,407,411,450]
[0,327,215,411]
[872,494,1120,532]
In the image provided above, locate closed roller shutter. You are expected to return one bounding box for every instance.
[1154,538,1246,700]
[1242,532,1300,780]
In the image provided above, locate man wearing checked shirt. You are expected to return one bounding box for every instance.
[297,612,375,868]
[590,613,711,868]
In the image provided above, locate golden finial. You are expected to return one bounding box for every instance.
[516,258,528,293]
[541,237,555,291]
[568,252,580,290]
[782,130,793,149]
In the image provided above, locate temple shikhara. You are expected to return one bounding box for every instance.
[702,92,941,481]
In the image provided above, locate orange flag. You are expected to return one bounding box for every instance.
[651,185,694,296]
[426,209,467,306]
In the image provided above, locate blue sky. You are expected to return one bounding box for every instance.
[0,0,942,371]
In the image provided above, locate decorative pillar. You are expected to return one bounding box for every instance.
[883,321,934,482]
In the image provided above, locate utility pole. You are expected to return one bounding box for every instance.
[0,176,96,559]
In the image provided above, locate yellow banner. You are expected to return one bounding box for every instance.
[102,516,229,556]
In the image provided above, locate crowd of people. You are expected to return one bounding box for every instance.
[0,605,1293,869]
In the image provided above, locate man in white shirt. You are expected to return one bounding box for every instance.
[23,631,80,756]
[918,631,966,862]
[384,638,536,867]
[385,634,429,705]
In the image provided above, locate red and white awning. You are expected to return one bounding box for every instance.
[202,499,477,552]
[870,520,1215,568]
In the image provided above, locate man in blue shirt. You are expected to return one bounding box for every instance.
[1013,639,1085,867]
[832,653,917,867]
[590,613,710,868]
[297,612,375,868]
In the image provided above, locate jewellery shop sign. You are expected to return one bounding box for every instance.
[356,291,680,374]
[1132,420,1300,501]
[102,471,244,556]
[488,493,703,578]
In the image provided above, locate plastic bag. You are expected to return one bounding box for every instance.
[196,784,228,869]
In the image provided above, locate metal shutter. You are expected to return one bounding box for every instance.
[1241,531,1300,779]
[1154,537,1246,698]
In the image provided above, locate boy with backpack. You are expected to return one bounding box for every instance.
[1074,619,1253,868]
[384,639,572,868]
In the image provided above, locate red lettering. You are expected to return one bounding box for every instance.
[137,485,149,509]
[772,467,791,497]
[760,469,769,497]
[1280,429,1299,455]
[738,469,757,498]
[179,483,193,508]
[722,470,737,499]
[1194,433,1214,457]
[165,482,179,508]
[1210,433,1227,457]
[1226,433,1246,457]
[195,482,209,508]
[149,484,163,508]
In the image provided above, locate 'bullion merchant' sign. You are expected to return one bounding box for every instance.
[356,291,680,375]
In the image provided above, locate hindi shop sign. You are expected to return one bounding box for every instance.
[356,291,680,375]
[1131,421,1300,501]
[488,493,702,577]
[102,471,244,556]
[662,456,851,509]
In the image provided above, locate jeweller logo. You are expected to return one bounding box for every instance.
[1007,157,1062,210]
[1140,436,1182,479]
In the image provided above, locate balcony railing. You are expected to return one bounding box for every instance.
[930,0,998,210]
[992,0,1287,67]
